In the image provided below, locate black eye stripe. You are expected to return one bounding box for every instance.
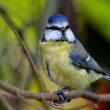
[46,26,61,30]
[46,25,69,32]
[65,25,69,30]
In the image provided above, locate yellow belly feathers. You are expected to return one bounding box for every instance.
[40,41,103,90]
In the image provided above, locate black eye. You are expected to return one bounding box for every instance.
[46,26,61,31]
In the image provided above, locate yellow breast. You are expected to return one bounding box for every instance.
[40,41,102,90]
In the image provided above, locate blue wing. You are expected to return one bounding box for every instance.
[69,51,105,74]
[69,52,88,69]
[68,38,110,81]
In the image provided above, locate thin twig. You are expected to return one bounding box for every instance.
[0,90,15,99]
[0,10,46,91]
[0,96,15,110]
[0,90,15,110]
[0,90,46,110]
[18,95,46,110]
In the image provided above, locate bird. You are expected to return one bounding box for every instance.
[40,14,110,103]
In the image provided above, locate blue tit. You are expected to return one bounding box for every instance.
[40,14,110,91]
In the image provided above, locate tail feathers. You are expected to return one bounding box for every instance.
[103,74,110,81]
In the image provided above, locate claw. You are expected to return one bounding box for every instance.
[53,88,69,105]
[54,88,68,95]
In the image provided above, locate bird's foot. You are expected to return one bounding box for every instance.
[52,88,70,105]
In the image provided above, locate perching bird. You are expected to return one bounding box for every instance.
[40,14,110,103]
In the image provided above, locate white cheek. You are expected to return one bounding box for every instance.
[62,22,68,27]
[65,29,76,42]
[45,30,62,40]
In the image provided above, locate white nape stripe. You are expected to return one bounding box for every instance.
[86,55,91,61]
[65,29,76,42]
[47,22,68,28]
[44,29,62,41]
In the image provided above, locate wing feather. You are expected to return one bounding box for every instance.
[69,40,105,75]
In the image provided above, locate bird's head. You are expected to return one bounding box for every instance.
[41,14,76,43]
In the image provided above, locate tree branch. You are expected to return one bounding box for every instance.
[0,79,110,104]
[17,95,46,110]
[66,90,110,103]
[0,80,58,101]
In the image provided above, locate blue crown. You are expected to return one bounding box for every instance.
[48,14,68,24]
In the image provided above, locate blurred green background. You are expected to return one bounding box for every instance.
[0,0,110,110]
